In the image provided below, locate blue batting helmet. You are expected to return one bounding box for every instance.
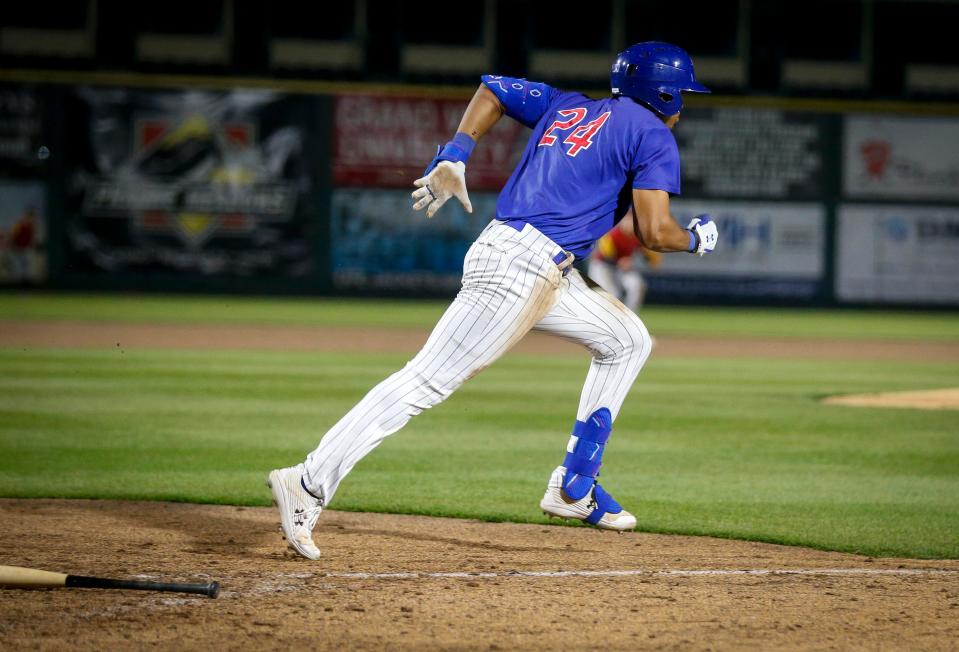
[610,42,710,116]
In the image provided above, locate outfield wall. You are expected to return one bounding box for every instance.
[1,73,958,307]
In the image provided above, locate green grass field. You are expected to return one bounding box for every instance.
[1,293,958,559]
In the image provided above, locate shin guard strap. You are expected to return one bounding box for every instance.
[584,483,623,525]
[572,408,613,445]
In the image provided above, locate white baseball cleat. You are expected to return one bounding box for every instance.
[267,463,323,560]
[539,466,637,531]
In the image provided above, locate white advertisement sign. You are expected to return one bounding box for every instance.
[844,114,959,200]
[659,201,825,278]
[837,204,959,304]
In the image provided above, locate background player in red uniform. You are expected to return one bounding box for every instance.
[589,211,662,313]
[3,207,39,283]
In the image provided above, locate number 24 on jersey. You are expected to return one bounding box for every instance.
[538,108,612,157]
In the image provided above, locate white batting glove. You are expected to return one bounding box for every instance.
[686,214,718,256]
[411,161,473,218]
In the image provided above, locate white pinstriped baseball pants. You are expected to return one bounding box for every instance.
[302,220,653,502]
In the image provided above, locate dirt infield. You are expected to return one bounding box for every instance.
[3,320,959,649]
[1,500,958,651]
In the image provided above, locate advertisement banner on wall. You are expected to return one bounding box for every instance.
[332,94,528,191]
[646,200,826,301]
[0,180,46,284]
[62,87,318,278]
[330,197,827,299]
[836,204,959,305]
[330,188,498,293]
[674,108,827,199]
[843,114,959,201]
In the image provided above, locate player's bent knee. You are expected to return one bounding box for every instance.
[627,317,653,365]
[602,312,651,366]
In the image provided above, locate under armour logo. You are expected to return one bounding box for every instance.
[294,508,305,527]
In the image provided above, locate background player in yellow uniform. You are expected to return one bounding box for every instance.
[589,212,662,313]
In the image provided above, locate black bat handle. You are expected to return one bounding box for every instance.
[65,575,220,598]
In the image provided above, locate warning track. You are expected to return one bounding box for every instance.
[3,319,959,361]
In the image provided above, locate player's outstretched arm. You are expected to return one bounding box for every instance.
[412,85,505,218]
[631,188,717,256]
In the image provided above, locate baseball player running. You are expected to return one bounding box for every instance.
[269,42,718,560]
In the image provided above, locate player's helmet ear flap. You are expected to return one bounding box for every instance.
[611,41,710,117]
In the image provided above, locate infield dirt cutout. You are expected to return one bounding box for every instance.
[3,321,959,649]
[4,319,959,362]
[824,388,959,410]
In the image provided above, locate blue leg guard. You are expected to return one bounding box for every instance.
[562,408,613,500]
[584,484,623,525]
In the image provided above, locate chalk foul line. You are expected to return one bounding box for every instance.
[317,568,958,580]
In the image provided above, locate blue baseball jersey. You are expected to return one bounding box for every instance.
[481,75,681,258]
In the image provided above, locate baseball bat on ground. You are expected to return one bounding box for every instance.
[0,565,219,598]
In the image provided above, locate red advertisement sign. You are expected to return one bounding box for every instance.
[333,94,528,190]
